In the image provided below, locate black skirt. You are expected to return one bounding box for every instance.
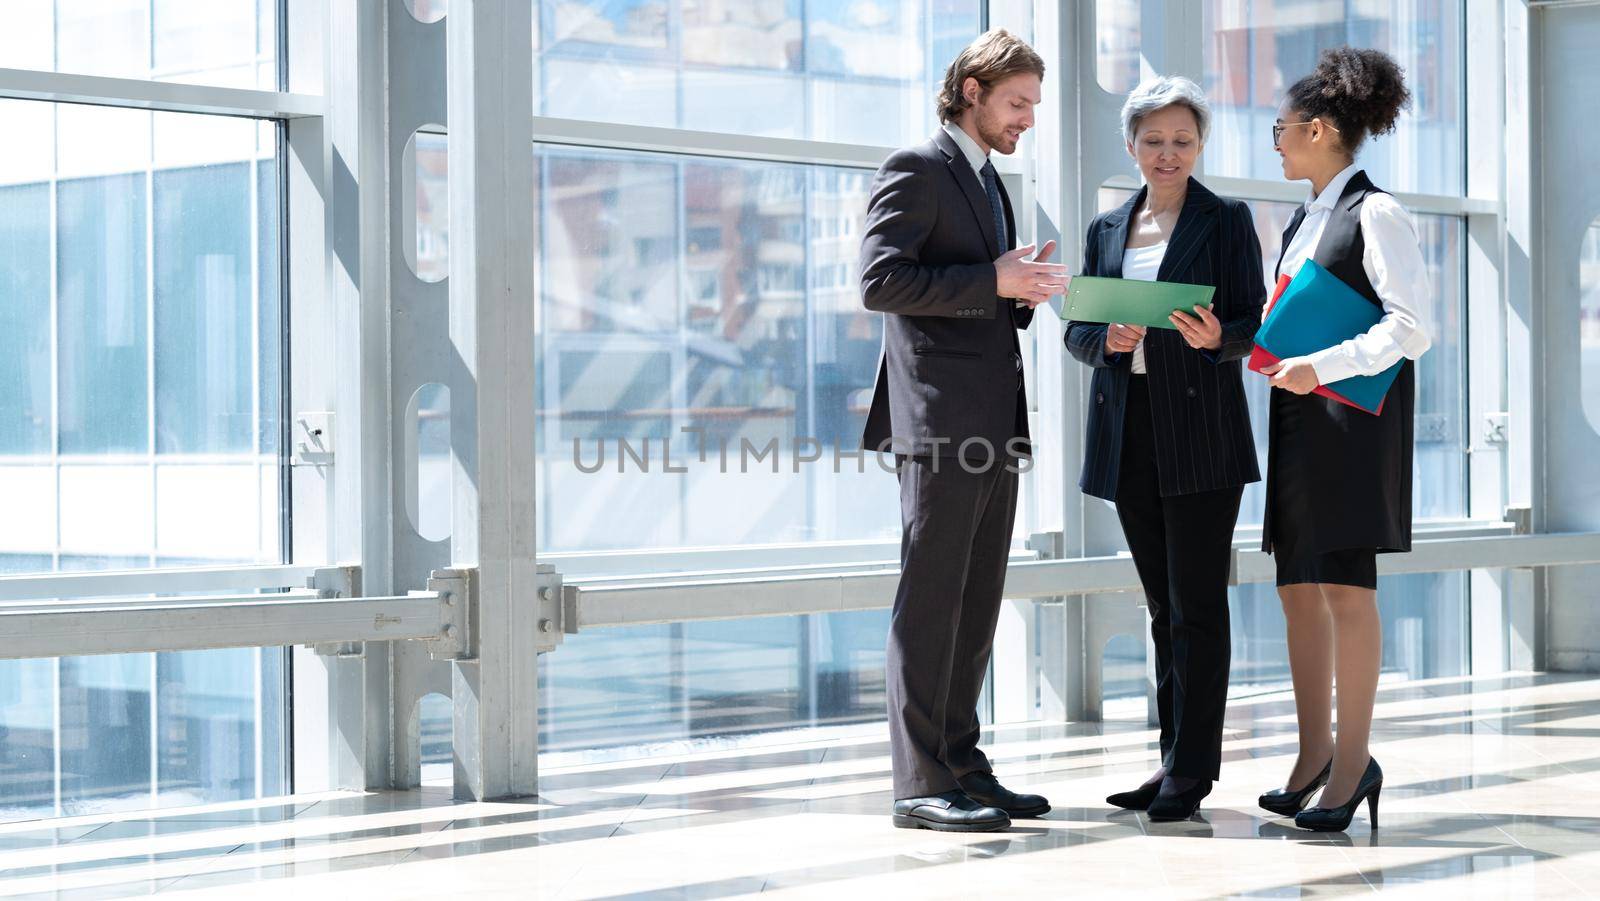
[1267,388,1378,590]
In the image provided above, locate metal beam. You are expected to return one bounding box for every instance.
[572,533,1600,629]
[530,115,892,170]
[0,66,322,119]
[525,115,1029,177]
[0,593,444,661]
[0,534,1592,671]
[0,564,323,602]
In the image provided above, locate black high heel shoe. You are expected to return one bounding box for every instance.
[1295,758,1382,832]
[1259,759,1332,817]
[1146,776,1212,821]
[1106,779,1162,811]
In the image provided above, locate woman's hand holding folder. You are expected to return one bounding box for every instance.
[1260,357,1321,394]
[1169,304,1223,351]
[1105,323,1146,357]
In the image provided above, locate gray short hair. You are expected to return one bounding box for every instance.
[1121,76,1211,144]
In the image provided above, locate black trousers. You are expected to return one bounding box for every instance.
[886,453,1019,798]
[1114,377,1242,781]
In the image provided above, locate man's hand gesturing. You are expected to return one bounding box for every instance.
[995,240,1069,308]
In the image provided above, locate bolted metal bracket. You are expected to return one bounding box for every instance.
[1025,531,1067,605]
[307,564,365,657]
[1025,530,1066,560]
[291,412,335,466]
[1483,412,1509,447]
[425,567,474,661]
[535,563,576,653]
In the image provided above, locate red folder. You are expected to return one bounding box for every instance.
[1247,274,1387,415]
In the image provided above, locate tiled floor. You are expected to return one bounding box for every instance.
[3,672,1598,899]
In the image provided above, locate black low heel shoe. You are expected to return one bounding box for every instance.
[1295,758,1382,833]
[1258,759,1332,817]
[1146,777,1212,821]
[1106,780,1161,811]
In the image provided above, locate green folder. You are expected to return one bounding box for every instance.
[1058,276,1215,329]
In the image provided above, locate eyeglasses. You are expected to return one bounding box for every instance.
[1272,117,1339,148]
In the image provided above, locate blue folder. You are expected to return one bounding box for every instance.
[1251,260,1402,415]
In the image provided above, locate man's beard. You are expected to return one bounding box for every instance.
[975,103,1015,153]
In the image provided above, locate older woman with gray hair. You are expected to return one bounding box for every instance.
[1064,76,1266,820]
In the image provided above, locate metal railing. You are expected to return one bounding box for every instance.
[4,530,1598,659]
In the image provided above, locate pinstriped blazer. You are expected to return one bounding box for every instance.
[1064,178,1266,501]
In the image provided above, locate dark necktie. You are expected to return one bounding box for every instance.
[979,159,1008,253]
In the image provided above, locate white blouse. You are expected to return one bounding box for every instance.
[1122,241,1167,374]
[1276,163,1433,385]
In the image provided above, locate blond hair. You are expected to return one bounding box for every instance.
[936,29,1046,124]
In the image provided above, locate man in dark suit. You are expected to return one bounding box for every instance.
[859,29,1068,833]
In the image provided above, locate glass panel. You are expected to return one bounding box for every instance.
[0,0,278,90]
[1100,633,1145,720]
[409,383,452,542]
[685,0,799,69]
[0,101,286,823]
[535,0,984,146]
[536,147,901,551]
[1582,221,1600,433]
[58,172,149,455]
[0,658,55,822]
[258,158,282,455]
[418,694,452,785]
[1202,0,1464,196]
[259,647,286,797]
[1097,0,1141,94]
[536,609,895,759]
[155,162,256,454]
[405,0,448,24]
[0,182,52,454]
[59,654,153,815]
[412,131,449,283]
[156,648,257,806]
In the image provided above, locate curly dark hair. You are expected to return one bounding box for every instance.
[1285,47,1412,156]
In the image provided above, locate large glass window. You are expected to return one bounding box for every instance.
[0,101,285,823]
[0,0,278,90]
[534,147,904,552]
[536,0,985,146]
[1202,0,1464,196]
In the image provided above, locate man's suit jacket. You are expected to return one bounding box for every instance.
[858,129,1035,460]
[1064,178,1265,500]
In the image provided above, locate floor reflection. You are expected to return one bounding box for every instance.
[0,673,1596,898]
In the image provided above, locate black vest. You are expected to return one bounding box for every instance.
[1263,170,1416,555]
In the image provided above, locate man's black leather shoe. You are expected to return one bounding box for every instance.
[891,790,1011,832]
[956,771,1051,818]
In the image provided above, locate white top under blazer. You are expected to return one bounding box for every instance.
[1275,162,1434,384]
[1121,240,1167,375]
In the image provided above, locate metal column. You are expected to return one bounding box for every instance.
[446,0,540,800]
